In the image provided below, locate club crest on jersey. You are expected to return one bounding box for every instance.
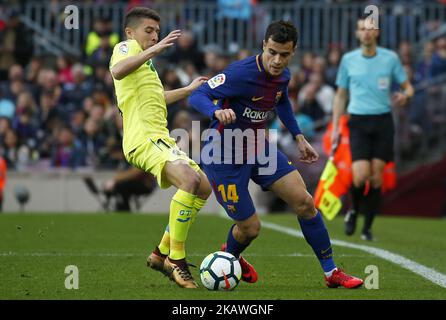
[119,43,129,54]
[208,74,226,89]
[227,205,237,213]
[275,91,283,104]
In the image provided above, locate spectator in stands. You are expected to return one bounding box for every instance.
[1,129,19,169]
[36,92,61,155]
[0,87,15,119]
[13,91,38,147]
[167,30,205,72]
[415,41,434,84]
[99,166,157,212]
[91,63,114,99]
[398,40,414,67]
[312,56,327,75]
[298,72,334,129]
[325,46,342,88]
[202,44,225,76]
[36,68,61,103]
[87,34,114,70]
[0,64,26,102]
[70,109,87,137]
[84,17,119,57]
[0,117,12,144]
[79,118,106,168]
[25,56,43,84]
[429,36,446,79]
[59,63,94,116]
[0,10,33,81]
[50,126,85,168]
[176,61,200,88]
[311,72,335,116]
[56,56,74,85]
[300,51,315,82]
[100,108,125,169]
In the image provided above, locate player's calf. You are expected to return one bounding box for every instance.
[235,219,261,243]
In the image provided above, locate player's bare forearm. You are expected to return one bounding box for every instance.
[112,30,182,80]
[164,87,190,105]
[110,49,156,80]
[165,76,208,105]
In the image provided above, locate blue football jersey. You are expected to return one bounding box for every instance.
[189,54,301,163]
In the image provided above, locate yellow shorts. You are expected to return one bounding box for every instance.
[126,136,201,189]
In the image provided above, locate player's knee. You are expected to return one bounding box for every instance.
[199,181,212,200]
[179,165,201,192]
[295,194,316,219]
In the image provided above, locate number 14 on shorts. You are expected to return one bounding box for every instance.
[217,184,239,203]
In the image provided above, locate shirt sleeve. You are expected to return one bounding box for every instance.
[188,66,244,119]
[275,87,302,137]
[109,40,142,70]
[335,55,349,89]
[392,54,408,85]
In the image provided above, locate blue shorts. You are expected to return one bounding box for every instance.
[201,149,296,221]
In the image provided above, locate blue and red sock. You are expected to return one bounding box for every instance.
[225,224,249,259]
[298,211,337,275]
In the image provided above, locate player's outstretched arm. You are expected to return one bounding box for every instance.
[111,30,181,80]
[188,69,241,123]
[164,76,208,105]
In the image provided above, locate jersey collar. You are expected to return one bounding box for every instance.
[256,54,265,72]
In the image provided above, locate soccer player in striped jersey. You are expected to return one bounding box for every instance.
[189,21,363,289]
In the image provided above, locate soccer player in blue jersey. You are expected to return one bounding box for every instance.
[189,21,363,288]
[332,16,414,241]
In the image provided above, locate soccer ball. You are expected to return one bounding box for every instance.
[200,251,242,291]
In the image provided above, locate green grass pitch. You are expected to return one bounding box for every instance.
[0,213,445,300]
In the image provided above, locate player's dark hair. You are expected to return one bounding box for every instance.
[264,20,298,47]
[124,7,160,30]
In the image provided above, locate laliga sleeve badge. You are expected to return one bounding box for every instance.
[119,43,129,55]
[208,73,226,89]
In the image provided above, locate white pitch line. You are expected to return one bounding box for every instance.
[0,252,366,258]
[261,221,446,289]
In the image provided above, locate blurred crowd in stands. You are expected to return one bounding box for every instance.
[0,1,446,188]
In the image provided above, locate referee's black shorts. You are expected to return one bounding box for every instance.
[348,112,395,162]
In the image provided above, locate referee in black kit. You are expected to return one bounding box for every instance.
[331,15,414,240]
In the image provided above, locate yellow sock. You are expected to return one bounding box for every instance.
[158,225,170,256]
[158,196,207,256]
[191,197,207,225]
[169,189,196,260]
